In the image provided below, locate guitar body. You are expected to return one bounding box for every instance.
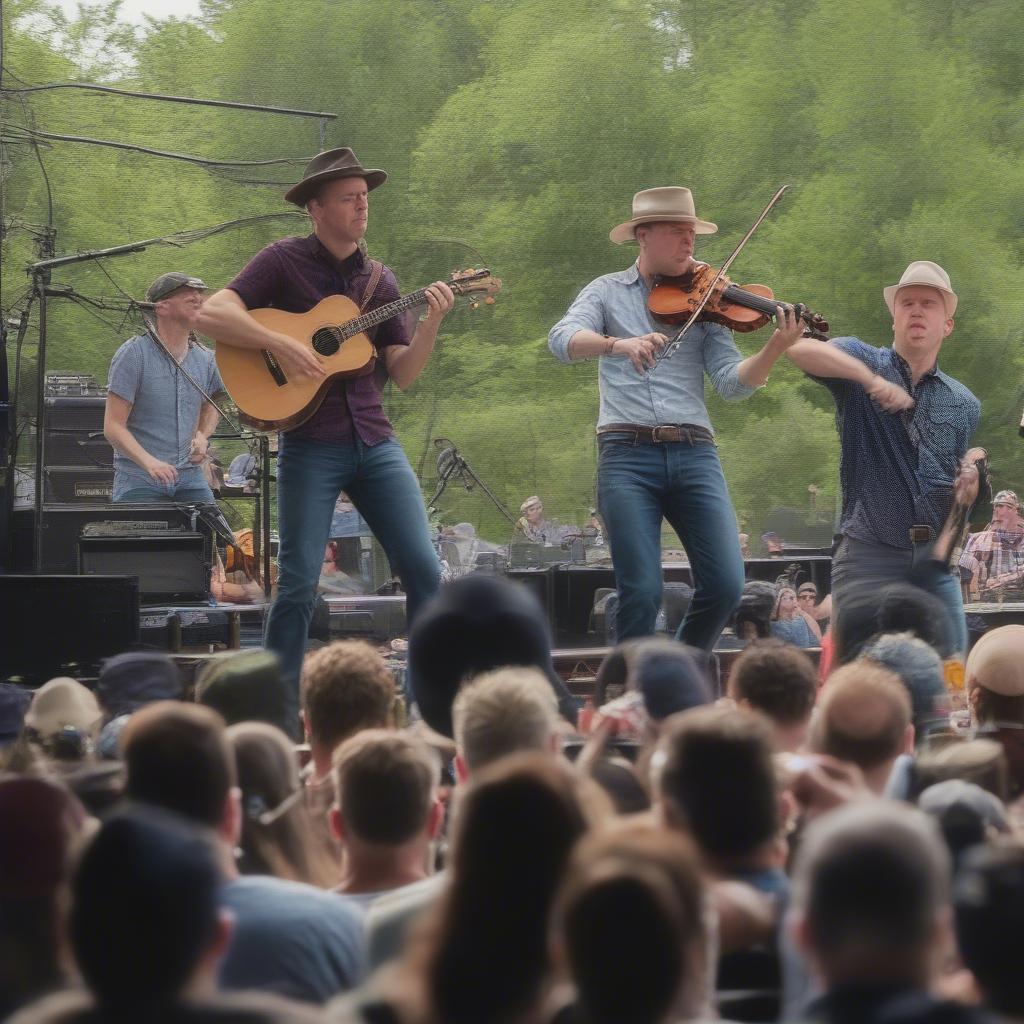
[215,294,375,431]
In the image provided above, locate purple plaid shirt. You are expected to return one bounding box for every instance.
[227,234,412,445]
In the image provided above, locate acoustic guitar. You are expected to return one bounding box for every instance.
[214,268,501,431]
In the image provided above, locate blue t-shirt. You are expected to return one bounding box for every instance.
[770,616,817,648]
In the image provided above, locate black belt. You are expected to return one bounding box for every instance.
[597,422,715,445]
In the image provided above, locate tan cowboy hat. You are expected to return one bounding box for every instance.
[285,147,388,207]
[609,187,718,245]
[883,260,958,317]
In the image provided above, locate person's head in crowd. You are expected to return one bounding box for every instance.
[97,651,181,721]
[409,753,602,1024]
[121,701,237,842]
[0,684,35,773]
[301,639,395,780]
[832,582,955,665]
[408,574,576,739]
[860,631,950,746]
[954,842,1024,1018]
[811,662,913,794]
[226,721,336,889]
[989,490,1021,531]
[195,649,294,737]
[452,666,560,781]
[587,756,652,815]
[0,776,90,1019]
[913,738,1010,805]
[330,729,441,897]
[728,639,818,751]
[23,676,102,765]
[68,806,229,1017]
[552,826,709,1024]
[797,580,818,609]
[965,625,1024,795]
[655,705,783,877]
[772,585,799,621]
[791,801,952,996]
[734,581,775,641]
[918,780,1011,870]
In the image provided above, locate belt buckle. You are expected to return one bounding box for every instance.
[651,425,674,443]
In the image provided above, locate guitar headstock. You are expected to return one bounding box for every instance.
[448,268,502,306]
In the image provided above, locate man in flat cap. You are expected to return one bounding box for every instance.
[105,272,225,502]
[785,260,980,654]
[198,149,454,722]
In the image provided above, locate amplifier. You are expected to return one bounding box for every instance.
[45,373,103,396]
[45,466,114,503]
[323,594,407,640]
[44,431,113,468]
[80,530,211,603]
[43,395,106,432]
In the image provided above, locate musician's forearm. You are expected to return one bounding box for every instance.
[196,291,288,353]
[196,401,221,439]
[785,341,875,386]
[736,332,791,388]
[388,321,440,390]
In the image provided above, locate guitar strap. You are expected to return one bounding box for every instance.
[361,259,384,312]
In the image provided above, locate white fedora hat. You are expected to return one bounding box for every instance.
[609,187,718,245]
[883,260,958,317]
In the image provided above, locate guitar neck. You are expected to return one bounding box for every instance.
[339,289,432,339]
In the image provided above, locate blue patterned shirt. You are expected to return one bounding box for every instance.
[814,338,980,550]
[548,262,756,434]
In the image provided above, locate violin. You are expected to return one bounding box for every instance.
[648,261,829,340]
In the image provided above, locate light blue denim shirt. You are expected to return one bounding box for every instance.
[548,262,756,434]
[107,332,224,499]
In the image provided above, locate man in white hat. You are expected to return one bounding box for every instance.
[198,149,455,731]
[548,187,816,649]
[958,489,1024,599]
[783,260,981,653]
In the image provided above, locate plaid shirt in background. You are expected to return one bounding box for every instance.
[959,526,1024,597]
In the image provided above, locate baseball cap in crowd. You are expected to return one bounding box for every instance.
[966,625,1024,698]
[0,683,33,742]
[993,490,1019,508]
[919,779,1011,835]
[146,272,208,303]
[195,649,292,734]
[24,677,102,739]
[97,652,182,720]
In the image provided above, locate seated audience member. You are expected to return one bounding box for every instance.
[770,586,820,649]
[734,581,777,643]
[0,777,90,1020]
[831,582,956,666]
[8,806,324,1024]
[958,489,1024,599]
[954,842,1024,1021]
[810,662,914,795]
[791,801,990,1024]
[227,721,337,888]
[121,702,363,1004]
[655,706,787,897]
[408,574,578,740]
[195,650,295,738]
[23,676,103,767]
[301,640,396,863]
[331,730,442,908]
[95,651,182,759]
[797,582,831,630]
[918,780,1012,871]
[860,632,952,747]
[728,639,818,752]
[330,754,604,1024]
[551,826,712,1024]
[965,625,1024,797]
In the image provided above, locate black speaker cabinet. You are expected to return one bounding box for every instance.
[45,466,114,503]
[0,574,140,679]
[80,531,210,603]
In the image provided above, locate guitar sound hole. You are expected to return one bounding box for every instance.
[312,328,341,357]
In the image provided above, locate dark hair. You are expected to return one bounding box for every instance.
[955,843,1024,1015]
[333,730,437,846]
[301,640,395,752]
[657,706,778,864]
[227,721,336,888]
[554,827,707,1024]
[122,702,235,828]
[421,754,594,1024]
[70,807,221,1011]
[729,639,818,726]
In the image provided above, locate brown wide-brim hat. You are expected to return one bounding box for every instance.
[610,187,718,245]
[285,147,388,207]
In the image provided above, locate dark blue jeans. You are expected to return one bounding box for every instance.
[265,435,440,707]
[117,483,215,503]
[597,434,745,650]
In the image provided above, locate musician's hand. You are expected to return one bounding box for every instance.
[771,305,805,350]
[146,458,179,485]
[275,335,326,382]
[189,433,209,465]
[422,281,456,324]
[866,374,915,413]
[619,332,668,372]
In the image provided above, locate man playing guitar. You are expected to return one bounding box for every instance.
[198,148,454,725]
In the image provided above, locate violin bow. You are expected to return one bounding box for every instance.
[651,184,790,369]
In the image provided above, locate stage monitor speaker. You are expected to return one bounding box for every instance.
[43,395,106,432]
[79,531,210,603]
[45,466,114,503]
[0,574,140,679]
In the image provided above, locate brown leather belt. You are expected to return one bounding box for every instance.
[597,422,715,445]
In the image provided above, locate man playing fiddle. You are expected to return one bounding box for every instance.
[548,187,813,649]
[784,261,980,654]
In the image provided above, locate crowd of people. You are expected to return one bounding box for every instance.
[4,573,1024,1024]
